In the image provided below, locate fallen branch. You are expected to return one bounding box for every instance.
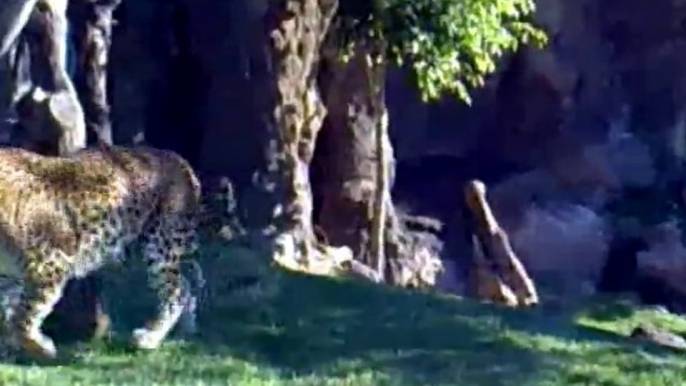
[464,179,539,307]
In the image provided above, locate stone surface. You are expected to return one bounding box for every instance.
[633,222,686,313]
[630,324,686,351]
[0,0,680,180]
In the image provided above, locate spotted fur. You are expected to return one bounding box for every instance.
[0,145,201,359]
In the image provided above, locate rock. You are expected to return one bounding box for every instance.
[630,324,686,351]
[386,242,445,289]
[483,155,647,297]
[402,215,443,234]
[634,222,686,313]
[645,305,671,315]
[381,209,446,289]
[596,232,647,293]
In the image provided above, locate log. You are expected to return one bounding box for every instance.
[467,235,519,307]
[464,179,539,307]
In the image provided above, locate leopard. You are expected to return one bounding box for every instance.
[0,144,201,360]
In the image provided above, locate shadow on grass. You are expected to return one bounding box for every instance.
[7,246,682,386]
[531,321,686,386]
[579,296,636,322]
[94,266,553,386]
[185,273,563,385]
[184,271,684,385]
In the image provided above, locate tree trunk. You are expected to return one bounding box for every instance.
[0,0,38,58]
[68,0,121,146]
[144,0,208,168]
[370,100,388,276]
[316,44,404,281]
[261,0,338,267]
[13,0,86,155]
[367,55,388,277]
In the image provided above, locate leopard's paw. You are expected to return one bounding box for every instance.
[21,332,57,361]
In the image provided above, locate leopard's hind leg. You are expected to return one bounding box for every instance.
[131,216,191,350]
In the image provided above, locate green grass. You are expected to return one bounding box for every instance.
[1,246,686,386]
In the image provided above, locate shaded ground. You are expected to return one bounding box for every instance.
[1,245,685,386]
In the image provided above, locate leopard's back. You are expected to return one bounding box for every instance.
[0,146,194,279]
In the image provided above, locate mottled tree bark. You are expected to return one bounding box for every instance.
[315,44,404,282]
[261,0,338,266]
[145,0,208,168]
[68,0,121,146]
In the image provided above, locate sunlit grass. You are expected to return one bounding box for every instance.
[1,245,685,386]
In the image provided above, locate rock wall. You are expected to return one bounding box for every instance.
[2,0,682,184]
[391,0,686,293]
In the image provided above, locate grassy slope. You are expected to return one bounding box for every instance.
[1,247,686,386]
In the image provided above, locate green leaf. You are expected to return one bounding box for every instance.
[334,0,547,104]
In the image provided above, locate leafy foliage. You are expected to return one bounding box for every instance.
[335,0,547,103]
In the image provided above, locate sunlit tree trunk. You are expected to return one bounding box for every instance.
[370,89,388,277]
[262,0,338,266]
[316,42,404,282]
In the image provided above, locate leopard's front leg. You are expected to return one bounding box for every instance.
[11,257,69,360]
[132,222,188,350]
